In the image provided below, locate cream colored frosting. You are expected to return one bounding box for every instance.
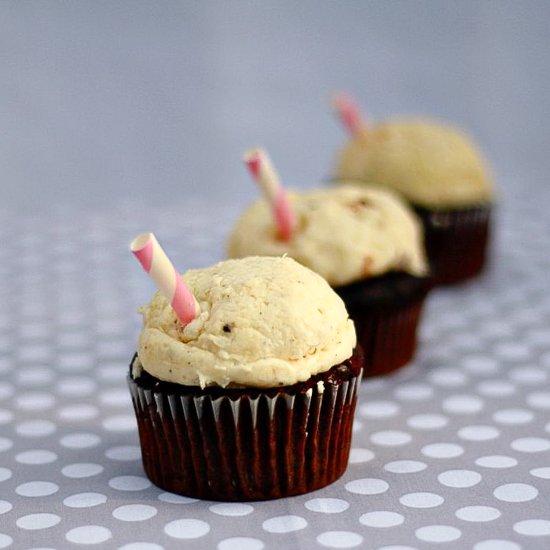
[227,185,428,286]
[335,118,494,209]
[137,256,356,389]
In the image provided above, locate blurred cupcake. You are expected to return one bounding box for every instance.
[332,94,495,285]
[129,239,360,501]
[228,149,430,377]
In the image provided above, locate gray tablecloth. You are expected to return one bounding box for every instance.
[1,192,549,549]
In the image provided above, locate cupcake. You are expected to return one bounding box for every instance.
[128,253,361,501]
[227,159,430,378]
[333,101,495,285]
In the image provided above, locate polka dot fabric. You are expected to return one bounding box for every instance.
[1,195,550,549]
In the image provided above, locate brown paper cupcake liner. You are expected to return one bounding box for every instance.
[128,349,362,501]
[414,204,492,285]
[336,273,430,377]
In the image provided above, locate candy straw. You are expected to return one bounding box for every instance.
[243,147,296,241]
[130,232,198,325]
[332,93,366,136]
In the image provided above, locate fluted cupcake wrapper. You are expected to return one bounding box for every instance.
[414,204,492,285]
[128,364,361,501]
[352,296,426,377]
[336,273,430,378]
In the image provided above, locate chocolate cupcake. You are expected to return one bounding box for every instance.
[227,185,430,377]
[334,118,495,285]
[128,256,361,501]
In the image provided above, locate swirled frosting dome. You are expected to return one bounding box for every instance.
[227,185,427,287]
[335,118,494,209]
[137,256,356,389]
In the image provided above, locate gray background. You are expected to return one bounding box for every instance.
[1,2,550,550]
[1,0,549,212]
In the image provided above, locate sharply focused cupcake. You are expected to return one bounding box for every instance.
[129,234,361,501]
[332,94,495,285]
[228,148,430,378]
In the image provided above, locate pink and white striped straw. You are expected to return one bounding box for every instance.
[130,233,198,326]
[332,93,366,136]
[243,147,296,242]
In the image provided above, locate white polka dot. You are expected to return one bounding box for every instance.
[438,470,481,488]
[105,445,141,461]
[109,475,152,491]
[16,513,61,530]
[407,414,448,430]
[262,515,308,533]
[102,414,135,432]
[513,519,550,536]
[458,425,500,441]
[16,366,54,386]
[16,481,59,497]
[113,504,158,521]
[0,382,14,401]
[58,404,99,421]
[474,540,521,550]
[362,378,389,393]
[359,511,404,528]
[494,342,531,361]
[394,383,432,401]
[509,367,547,385]
[63,493,107,508]
[477,380,516,397]
[316,531,363,549]
[475,455,518,469]
[376,547,418,550]
[98,363,127,382]
[531,467,550,479]
[511,437,550,453]
[422,443,464,459]
[57,352,93,371]
[415,525,462,543]
[493,408,534,425]
[0,535,11,549]
[99,388,131,407]
[352,419,364,433]
[462,355,498,375]
[494,483,538,502]
[209,503,254,516]
[15,450,57,465]
[15,392,56,411]
[0,501,12,515]
[16,419,56,437]
[345,478,389,495]
[218,538,264,550]
[359,401,400,419]
[428,368,468,387]
[0,409,13,425]
[348,448,374,464]
[57,377,96,396]
[158,492,199,504]
[370,430,411,446]
[61,463,104,478]
[442,395,484,414]
[164,519,211,539]
[456,506,501,522]
[65,525,112,544]
[0,438,12,453]
[399,492,444,508]
[0,468,11,482]
[305,498,349,514]
[17,345,51,362]
[526,391,550,410]
[118,544,164,550]
[60,432,101,448]
[384,460,427,474]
